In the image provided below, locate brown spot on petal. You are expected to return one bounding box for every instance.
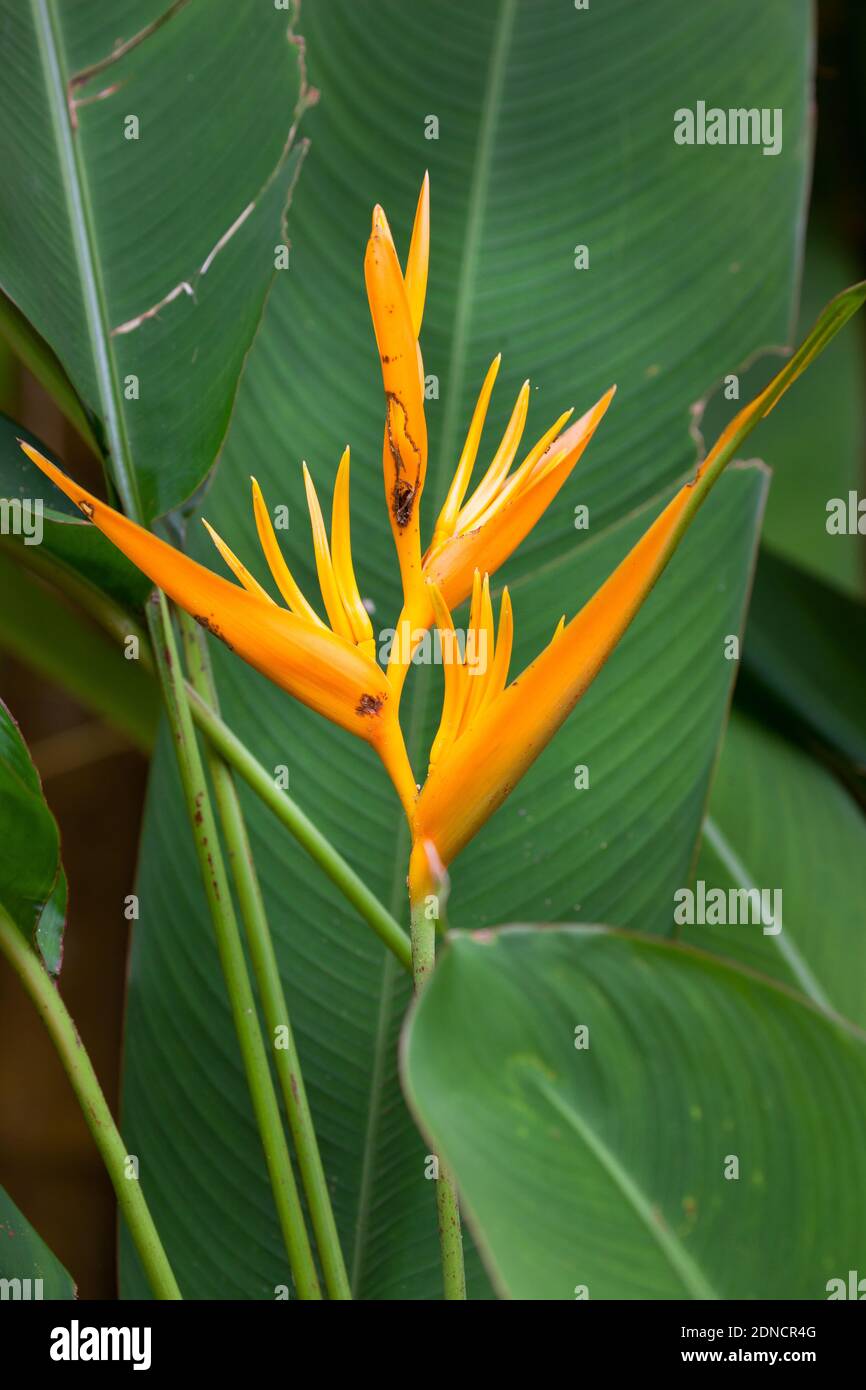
[393,478,417,529]
[356,692,385,717]
[385,391,423,530]
[194,614,235,651]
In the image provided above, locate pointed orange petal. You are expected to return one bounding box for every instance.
[415,476,693,865]
[330,447,375,655]
[427,582,467,771]
[460,572,494,731]
[481,587,513,711]
[365,212,428,525]
[404,172,430,338]
[302,463,355,642]
[372,203,396,250]
[469,405,574,531]
[456,379,530,533]
[18,442,405,749]
[429,354,501,554]
[428,386,615,610]
[201,518,275,604]
[251,476,325,628]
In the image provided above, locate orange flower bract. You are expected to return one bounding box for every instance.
[20,177,865,908]
[19,440,417,817]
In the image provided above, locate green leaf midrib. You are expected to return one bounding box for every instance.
[702,813,833,1013]
[348,0,519,1297]
[533,1072,719,1301]
[33,0,144,519]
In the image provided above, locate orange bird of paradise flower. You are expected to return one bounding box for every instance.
[19,179,866,917]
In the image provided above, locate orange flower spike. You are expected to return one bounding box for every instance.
[19,441,417,817]
[481,587,513,713]
[426,583,466,772]
[460,572,495,731]
[201,519,275,604]
[365,180,613,707]
[425,572,505,776]
[302,462,355,643]
[251,476,324,628]
[330,447,376,659]
[453,380,531,534]
[426,386,616,614]
[386,383,615,700]
[403,171,430,338]
[429,353,501,554]
[364,191,428,610]
[413,278,866,872]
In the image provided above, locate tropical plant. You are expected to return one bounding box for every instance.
[1,0,864,1304]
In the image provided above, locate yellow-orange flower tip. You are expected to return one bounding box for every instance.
[404,173,430,337]
[17,439,417,816]
[371,204,393,245]
[365,184,429,560]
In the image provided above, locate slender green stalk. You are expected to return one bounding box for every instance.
[410,898,436,991]
[151,596,321,1299]
[185,684,413,973]
[180,615,351,1300]
[435,1167,466,1301]
[409,895,466,1300]
[0,905,181,1300]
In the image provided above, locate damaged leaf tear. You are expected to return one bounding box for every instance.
[69,0,194,95]
[104,5,314,336]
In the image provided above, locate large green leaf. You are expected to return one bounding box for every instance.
[0,1184,75,1299]
[122,0,812,1298]
[686,711,866,1028]
[0,699,65,972]
[0,0,309,519]
[0,290,99,452]
[402,926,866,1300]
[739,548,866,774]
[0,415,151,611]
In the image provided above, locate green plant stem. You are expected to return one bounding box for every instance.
[435,1165,466,1301]
[34,0,325,1299]
[410,896,466,1301]
[150,596,321,1299]
[184,683,413,973]
[180,615,351,1301]
[0,904,181,1300]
